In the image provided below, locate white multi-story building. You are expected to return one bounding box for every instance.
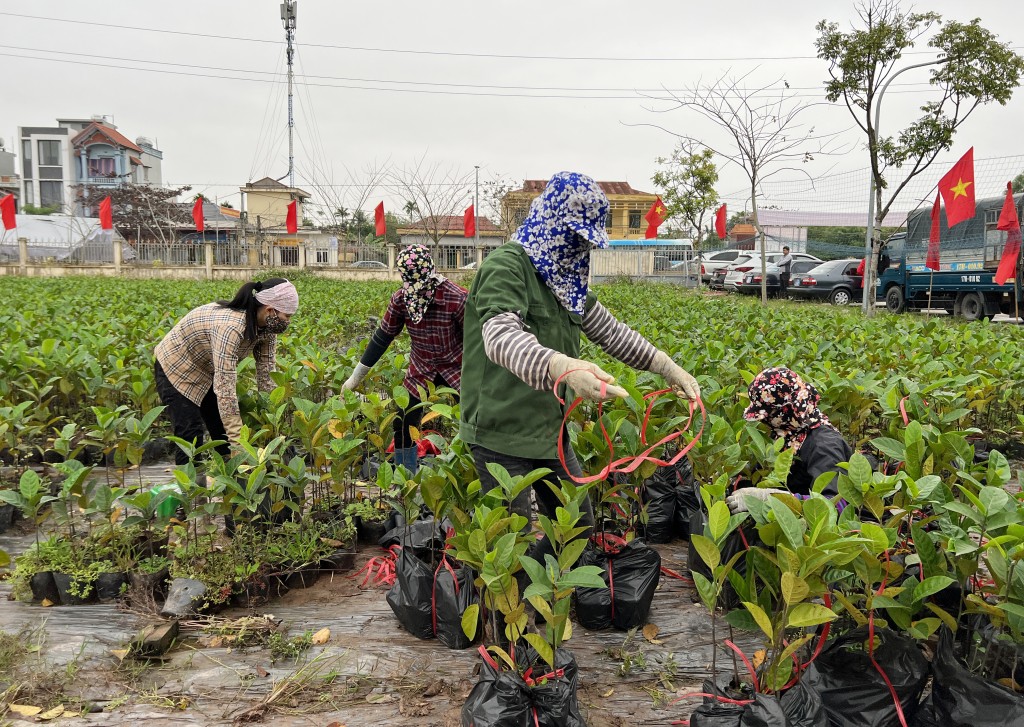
[17,115,163,212]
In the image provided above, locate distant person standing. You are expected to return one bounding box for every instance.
[777,246,794,298]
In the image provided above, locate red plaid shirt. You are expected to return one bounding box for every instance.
[381,279,467,395]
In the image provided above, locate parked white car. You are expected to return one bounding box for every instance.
[698,249,746,283]
[712,252,822,291]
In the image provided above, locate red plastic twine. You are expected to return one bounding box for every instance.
[866,550,908,727]
[553,372,706,485]
[724,639,760,693]
[351,545,401,588]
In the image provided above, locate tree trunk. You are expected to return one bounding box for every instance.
[751,184,768,305]
[864,181,885,318]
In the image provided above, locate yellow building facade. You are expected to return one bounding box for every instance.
[501,180,658,240]
[240,177,310,235]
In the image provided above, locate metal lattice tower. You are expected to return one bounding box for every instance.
[281,1,297,190]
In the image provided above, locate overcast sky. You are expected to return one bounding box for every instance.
[3,0,1024,222]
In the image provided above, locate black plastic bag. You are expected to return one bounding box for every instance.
[912,628,1024,727]
[674,464,701,539]
[461,646,585,727]
[687,679,825,727]
[687,509,749,610]
[385,550,436,640]
[379,518,445,562]
[803,627,928,727]
[640,463,680,543]
[434,561,478,651]
[576,540,662,631]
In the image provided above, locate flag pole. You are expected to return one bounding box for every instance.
[1015,274,1020,324]
[927,269,934,313]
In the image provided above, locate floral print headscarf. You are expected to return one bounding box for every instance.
[397,244,444,324]
[512,171,611,315]
[743,367,836,453]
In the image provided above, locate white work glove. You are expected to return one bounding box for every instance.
[548,353,628,402]
[649,350,701,401]
[342,363,371,392]
[726,488,789,514]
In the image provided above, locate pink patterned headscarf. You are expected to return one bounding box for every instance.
[743,367,835,453]
[254,280,299,314]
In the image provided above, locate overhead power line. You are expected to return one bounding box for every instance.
[0,50,943,101]
[0,11,987,64]
[0,44,938,94]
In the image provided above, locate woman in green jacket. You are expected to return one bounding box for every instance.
[459,171,702,560]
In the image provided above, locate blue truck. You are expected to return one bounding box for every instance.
[876,192,1024,320]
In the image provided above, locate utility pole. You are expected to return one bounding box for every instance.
[281,1,297,190]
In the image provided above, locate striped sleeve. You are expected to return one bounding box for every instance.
[582,301,658,370]
[481,311,557,391]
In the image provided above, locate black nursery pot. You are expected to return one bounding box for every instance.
[130,566,171,600]
[319,544,358,573]
[357,515,391,545]
[52,572,96,605]
[0,503,14,534]
[95,571,129,602]
[281,562,320,590]
[30,571,60,603]
[232,575,271,608]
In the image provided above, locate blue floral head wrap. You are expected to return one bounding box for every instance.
[512,172,610,314]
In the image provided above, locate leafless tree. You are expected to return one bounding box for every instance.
[386,156,474,246]
[480,173,521,239]
[640,71,845,303]
[300,161,390,241]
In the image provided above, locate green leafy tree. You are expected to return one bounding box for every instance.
[652,142,720,248]
[1012,171,1024,191]
[816,0,1024,314]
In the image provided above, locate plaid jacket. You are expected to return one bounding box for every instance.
[381,279,467,395]
[154,304,276,442]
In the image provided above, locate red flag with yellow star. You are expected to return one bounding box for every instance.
[938,148,975,228]
[644,196,667,239]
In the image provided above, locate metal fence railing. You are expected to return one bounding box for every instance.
[132,240,204,266]
[1,236,121,264]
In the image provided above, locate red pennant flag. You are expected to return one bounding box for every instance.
[715,204,727,240]
[286,200,298,234]
[192,197,205,232]
[644,196,668,240]
[995,182,1021,286]
[0,194,15,231]
[464,204,475,238]
[925,191,941,271]
[938,147,976,228]
[99,196,113,230]
[374,201,386,237]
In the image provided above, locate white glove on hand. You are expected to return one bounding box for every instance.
[342,363,371,392]
[726,488,789,514]
[649,350,701,401]
[548,353,628,402]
